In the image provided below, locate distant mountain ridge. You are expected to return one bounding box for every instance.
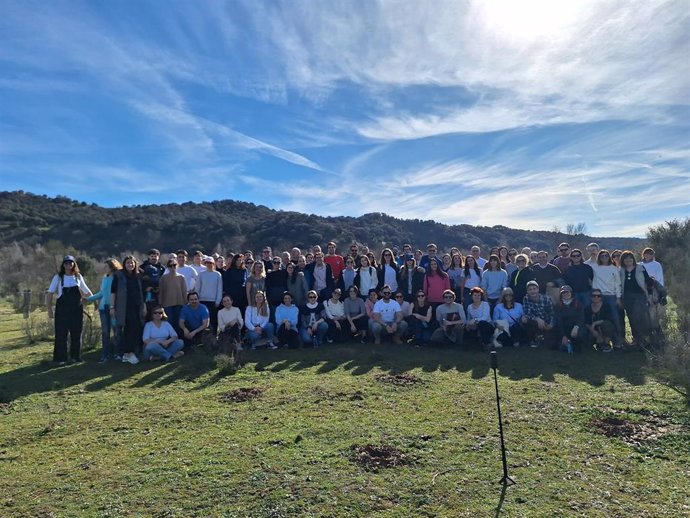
[0,191,645,257]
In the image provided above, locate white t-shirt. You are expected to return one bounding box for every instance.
[143,321,177,342]
[218,306,243,331]
[177,265,199,292]
[373,299,401,324]
[384,265,398,291]
[48,274,91,299]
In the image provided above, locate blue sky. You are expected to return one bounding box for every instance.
[1,0,688,237]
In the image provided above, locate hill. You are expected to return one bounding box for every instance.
[0,191,644,257]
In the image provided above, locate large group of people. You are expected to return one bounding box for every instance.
[45,240,667,366]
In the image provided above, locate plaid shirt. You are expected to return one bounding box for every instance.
[523,294,555,326]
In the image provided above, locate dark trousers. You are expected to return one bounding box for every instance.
[624,293,651,345]
[201,301,219,334]
[120,305,143,354]
[54,297,83,362]
[523,320,557,348]
[276,324,300,348]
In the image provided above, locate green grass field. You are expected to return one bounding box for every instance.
[1,304,689,517]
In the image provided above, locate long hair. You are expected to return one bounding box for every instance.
[105,258,122,274]
[426,258,447,279]
[59,259,80,277]
[464,256,482,279]
[123,255,139,277]
[254,290,269,316]
[379,248,398,271]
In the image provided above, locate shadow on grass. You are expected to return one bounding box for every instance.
[0,347,216,402]
[0,338,649,402]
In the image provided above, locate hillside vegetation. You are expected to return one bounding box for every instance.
[0,191,643,257]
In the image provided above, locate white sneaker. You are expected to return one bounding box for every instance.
[127,354,140,365]
[121,353,130,363]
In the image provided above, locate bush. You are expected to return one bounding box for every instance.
[21,310,53,345]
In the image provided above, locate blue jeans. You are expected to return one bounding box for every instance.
[601,295,622,344]
[246,323,275,346]
[99,306,121,360]
[143,339,184,361]
[300,322,328,346]
[574,291,591,309]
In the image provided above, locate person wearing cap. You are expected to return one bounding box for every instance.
[46,255,93,365]
[554,285,587,352]
[641,247,664,286]
[196,256,223,334]
[521,280,556,348]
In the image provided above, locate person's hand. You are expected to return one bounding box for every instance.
[617,299,623,308]
[335,321,341,330]
[570,327,578,338]
[184,331,192,339]
[47,309,54,319]
[521,316,528,323]
[350,324,356,333]
[562,336,569,346]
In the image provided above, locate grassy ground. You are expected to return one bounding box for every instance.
[1,304,689,517]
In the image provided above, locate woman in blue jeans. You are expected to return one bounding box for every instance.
[142,307,184,361]
[86,258,122,362]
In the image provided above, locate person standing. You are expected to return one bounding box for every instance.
[197,256,223,334]
[324,241,345,282]
[86,258,122,363]
[158,258,188,338]
[46,255,93,365]
[111,255,146,364]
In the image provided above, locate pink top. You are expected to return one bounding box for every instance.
[424,273,451,304]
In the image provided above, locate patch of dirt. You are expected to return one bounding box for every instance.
[591,413,685,447]
[376,373,422,386]
[351,444,408,470]
[219,387,263,403]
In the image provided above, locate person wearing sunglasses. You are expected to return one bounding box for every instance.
[344,285,368,342]
[591,249,623,347]
[431,289,466,346]
[552,242,572,275]
[46,255,93,365]
[142,307,184,361]
[409,291,434,346]
[371,285,408,345]
[299,290,328,347]
[584,289,616,352]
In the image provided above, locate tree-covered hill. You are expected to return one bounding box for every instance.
[0,191,644,257]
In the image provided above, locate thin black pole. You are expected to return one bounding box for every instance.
[491,351,515,486]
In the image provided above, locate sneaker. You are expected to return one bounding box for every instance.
[236,345,244,352]
[326,338,334,344]
[121,353,130,363]
[529,342,539,348]
[601,345,613,353]
[57,361,67,366]
[98,358,108,364]
[114,355,123,361]
[513,342,520,348]
[127,354,140,365]
[268,344,278,350]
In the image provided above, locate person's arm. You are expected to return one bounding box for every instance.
[324,300,335,320]
[245,280,253,306]
[215,274,223,306]
[142,323,156,345]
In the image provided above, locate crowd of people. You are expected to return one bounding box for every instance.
[45,241,667,366]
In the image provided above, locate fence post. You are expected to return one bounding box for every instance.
[23,289,31,319]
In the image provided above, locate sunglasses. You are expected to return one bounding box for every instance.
[308,295,317,299]
[417,295,425,298]
[395,295,403,298]
[443,295,454,299]
[382,292,391,296]
[153,311,163,315]
[591,294,602,298]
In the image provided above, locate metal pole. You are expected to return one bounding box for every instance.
[491,351,515,486]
